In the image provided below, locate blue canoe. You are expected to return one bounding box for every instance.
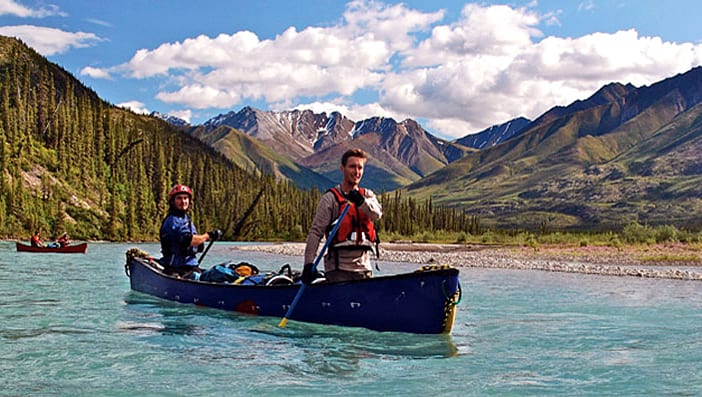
[124,250,461,334]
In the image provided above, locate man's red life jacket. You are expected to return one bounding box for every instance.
[30,234,42,247]
[327,187,379,253]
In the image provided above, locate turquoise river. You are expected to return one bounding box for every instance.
[1,241,701,396]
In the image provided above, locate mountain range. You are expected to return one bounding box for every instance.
[408,67,702,230]
[180,66,702,230]
[17,30,702,237]
[187,107,471,191]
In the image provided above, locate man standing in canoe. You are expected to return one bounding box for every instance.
[303,148,383,283]
[159,184,221,276]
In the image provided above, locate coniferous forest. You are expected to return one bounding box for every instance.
[0,36,310,241]
[0,36,480,242]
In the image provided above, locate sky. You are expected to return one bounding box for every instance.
[1,0,702,140]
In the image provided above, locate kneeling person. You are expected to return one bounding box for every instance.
[159,184,221,277]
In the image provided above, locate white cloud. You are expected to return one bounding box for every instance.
[577,1,595,12]
[0,25,100,55]
[117,100,149,115]
[168,109,192,123]
[80,66,111,79]
[156,84,241,109]
[85,18,112,27]
[342,0,444,53]
[0,0,65,18]
[404,3,541,67]
[378,5,702,137]
[102,1,702,139]
[290,99,409,123]
[108,1,433,113]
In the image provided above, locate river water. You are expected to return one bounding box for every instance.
[1,241,701,396]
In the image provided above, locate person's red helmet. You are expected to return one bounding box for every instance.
[168,184,193,202]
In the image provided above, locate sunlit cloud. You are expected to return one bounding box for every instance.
[117,100,149,115]
[0,0,66,18]
[289,100,409,124]
[85,18,111,27]
[0,25,101,55]
[95,1,702,139]
[168,109,192,123]
[80,66,111,79]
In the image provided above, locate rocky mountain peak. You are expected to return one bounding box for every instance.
[150,111,189,127]
[456,117,531,149]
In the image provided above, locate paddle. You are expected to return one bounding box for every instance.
[197,186,266,266]
[278,202,351,328]
[232,186,265,239]
[198,238,216,265]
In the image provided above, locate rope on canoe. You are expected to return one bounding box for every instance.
[124,248,150,277]
[441,280,461,333]
[417,263,454,272]
[416,263,462,332]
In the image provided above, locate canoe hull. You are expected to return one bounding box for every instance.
[16,242,88,253]
[127,256,461,334]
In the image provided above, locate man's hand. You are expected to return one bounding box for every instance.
[346,189,365,206]
[301,263,316,284]
[208,229,223,241]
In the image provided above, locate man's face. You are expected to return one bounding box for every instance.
[341,156,365,187]
[173,193,190,211]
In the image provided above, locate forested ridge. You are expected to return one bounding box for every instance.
[0,36,318,241]
[0,36,477,242]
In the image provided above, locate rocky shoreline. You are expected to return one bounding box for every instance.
[232,242,702,281]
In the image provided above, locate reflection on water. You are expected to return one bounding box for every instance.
[253,321,460,358]
[123,292,210,337]
[0,325,92,340]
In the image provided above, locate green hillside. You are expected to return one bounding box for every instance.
[0,36,320,241]
[406,73,702,231]
[189,124,334,190]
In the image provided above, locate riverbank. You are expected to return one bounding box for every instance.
[232,242,702,281]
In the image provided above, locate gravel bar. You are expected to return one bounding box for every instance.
[231,242,702,281]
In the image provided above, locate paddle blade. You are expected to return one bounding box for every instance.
[278,317,288,328]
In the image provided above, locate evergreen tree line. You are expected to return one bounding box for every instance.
[0,36,477,243]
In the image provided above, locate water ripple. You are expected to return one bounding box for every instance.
[1,243,702,396]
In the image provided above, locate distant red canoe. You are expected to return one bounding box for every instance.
[16,242,88,253]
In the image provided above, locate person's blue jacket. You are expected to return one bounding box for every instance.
[159,209,203,269]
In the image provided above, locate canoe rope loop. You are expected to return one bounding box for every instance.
[442,280,462,306]
[416,264,462,332]
[125,248,150,277]
[440,280,461,332]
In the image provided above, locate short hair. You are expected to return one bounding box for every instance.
[341,148,367,166]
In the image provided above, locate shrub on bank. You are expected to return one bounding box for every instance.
[381,222,700,248]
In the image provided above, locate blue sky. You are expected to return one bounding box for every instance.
[1,0,701,140]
